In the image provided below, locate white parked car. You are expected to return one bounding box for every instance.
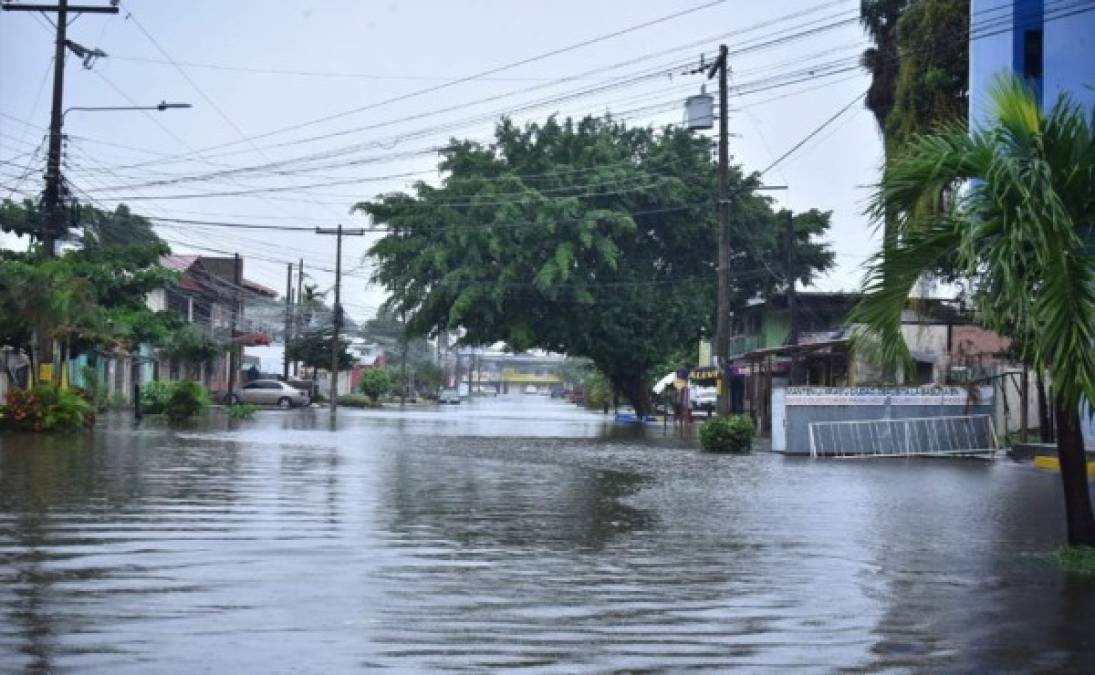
[438,388,462,404]
[524,385,538,394]
[690,386,717,414]
[233,380,310,408]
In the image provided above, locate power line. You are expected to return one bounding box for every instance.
[99,1,854,171]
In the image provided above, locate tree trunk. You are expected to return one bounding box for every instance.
[1054,400,1095,547]
[1037,374,1052,443]
[615,374,652,418]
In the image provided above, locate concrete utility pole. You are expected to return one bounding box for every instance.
[294,258,304,376]
[226,253,242,402]
[283,262,293,379]
[708,44,732,415]
[2,1,119,256]
[399,310,408,406]
[316,225,365,418]
[785,209,799,386]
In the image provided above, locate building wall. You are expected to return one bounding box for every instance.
[1043,4,1095,111]
[772,386,995,454]
[971,0,1015,127]
[971,0,1095,127]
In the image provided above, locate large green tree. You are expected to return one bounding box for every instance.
[358,116,833,415]
[1,198,162,251]
[860,0,969,157]
[285,326,354,380]
[0,201,178,383]
[854,77,1095,546]
[0,244,178,375]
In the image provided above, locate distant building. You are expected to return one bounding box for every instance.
[725,292,1036,437]
[970,0,1095,126]
[144,255,277,391]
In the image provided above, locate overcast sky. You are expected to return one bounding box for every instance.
[1,0,881,324]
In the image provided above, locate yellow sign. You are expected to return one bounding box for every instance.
[38,364,53,383]
[500,370,562,384]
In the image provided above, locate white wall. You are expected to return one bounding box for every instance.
[145,288,167,312]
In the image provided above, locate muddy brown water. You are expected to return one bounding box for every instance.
[1,395,1093,672]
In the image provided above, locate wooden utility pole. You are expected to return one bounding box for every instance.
[786,210,799,385]
[316,225,365,418]
[2,1,118,256]
[283,262,293,379]
[708,44,732,415]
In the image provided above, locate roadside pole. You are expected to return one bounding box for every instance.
[708,44,732,416]
[294,258,304,376]
[316,225,366,419]
[227,253,241,403]
[2,1,119,257]
[283,262,293,379]
[786,209,799,385]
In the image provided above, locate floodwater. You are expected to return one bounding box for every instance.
[1,395,1093,672]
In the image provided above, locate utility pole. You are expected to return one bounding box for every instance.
[467,348,474,398]
[316,225,366,418]
[785,210,800,386]
[708,44,732,415]
[283,262,293,379]
[226,253,241,402]
[399,310,408,406]
[2,1,119,256]
[294,258,304,376]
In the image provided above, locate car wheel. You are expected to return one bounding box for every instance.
[277,397,292,409]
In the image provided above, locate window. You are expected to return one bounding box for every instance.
[1023,29,1043,80]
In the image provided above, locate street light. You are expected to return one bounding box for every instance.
[62,100,192,122]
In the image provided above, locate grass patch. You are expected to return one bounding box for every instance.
[1055,546,1095,575]
[226,402,259,420]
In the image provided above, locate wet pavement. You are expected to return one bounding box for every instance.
[1,394,1093,672]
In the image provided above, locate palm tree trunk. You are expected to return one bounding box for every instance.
[1054,399,1095,546]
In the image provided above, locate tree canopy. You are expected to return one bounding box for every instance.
[286,326,354,375]
[860,0,968,157]
[357,115,834,413]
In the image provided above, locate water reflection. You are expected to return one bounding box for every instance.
[0,398,1092,671]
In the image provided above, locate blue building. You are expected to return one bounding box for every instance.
[970,0,1095,126]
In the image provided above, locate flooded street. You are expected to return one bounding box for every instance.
[1,395,1093,672]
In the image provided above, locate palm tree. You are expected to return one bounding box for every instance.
[854,75,1095,546]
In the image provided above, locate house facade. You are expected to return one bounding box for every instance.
[145,255,277,393]
[724,292,1038,438]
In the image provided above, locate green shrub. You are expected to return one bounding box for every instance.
[109,391,129,409]
[140,380,174,414]
[79,366,109,411]
[226,402,259,419]
[583,370,612,410]
[358,368,392,401]
[0,384,94,432]
[699,415,755,453]
[164,380,210,423]
[337,394,381,408]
